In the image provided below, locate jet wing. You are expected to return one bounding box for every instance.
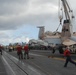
[62,39,76,46]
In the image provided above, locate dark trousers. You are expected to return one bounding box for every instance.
[17,51,23,59]
[0,49,2,55]
[64,56,76,67]
[24,51,29,59]
[52,48,55,54]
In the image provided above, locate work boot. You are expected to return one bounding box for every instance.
[64,66,67,67]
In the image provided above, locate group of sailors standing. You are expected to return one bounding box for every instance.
[16,44,29,60]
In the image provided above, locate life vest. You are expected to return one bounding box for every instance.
[64,49,70,56]
[17,46,22,52]
[24,45,29,52]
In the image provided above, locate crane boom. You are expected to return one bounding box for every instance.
[61,0,73,21]
[61,0,70,20]
[60,0,74,41]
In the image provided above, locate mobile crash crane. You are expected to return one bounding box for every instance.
[58,0,76,54]
[58,0,75,42]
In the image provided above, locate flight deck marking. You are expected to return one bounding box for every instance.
[48,56,76,62]
[2,56,16,75]
[3,51,47,75]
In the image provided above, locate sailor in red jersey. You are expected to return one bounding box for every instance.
[16,45,23,59]
[23,44,29,59]
[0,45,2,55]
[64,46,76,67]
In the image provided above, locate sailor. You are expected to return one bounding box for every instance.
[23,44,29,59]
[0,45,2,55]
[64,46,76,67]
[52,44,55,54]
[16,44,23,59]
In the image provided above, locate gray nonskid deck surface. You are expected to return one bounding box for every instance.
[2,51,47,75]
[1,50,76,75]
[0,55,8,75]
[7,50,76,75]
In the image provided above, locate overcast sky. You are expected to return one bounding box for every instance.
[0,0,76,45]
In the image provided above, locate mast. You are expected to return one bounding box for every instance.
[37,26,45,40]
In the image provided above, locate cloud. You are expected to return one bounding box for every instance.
[0,33,30,45]
[0,37,29,45]
[0,0,58,30]
[12,36,29,44]
[0,0,76,45]
[0,0,76,31]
